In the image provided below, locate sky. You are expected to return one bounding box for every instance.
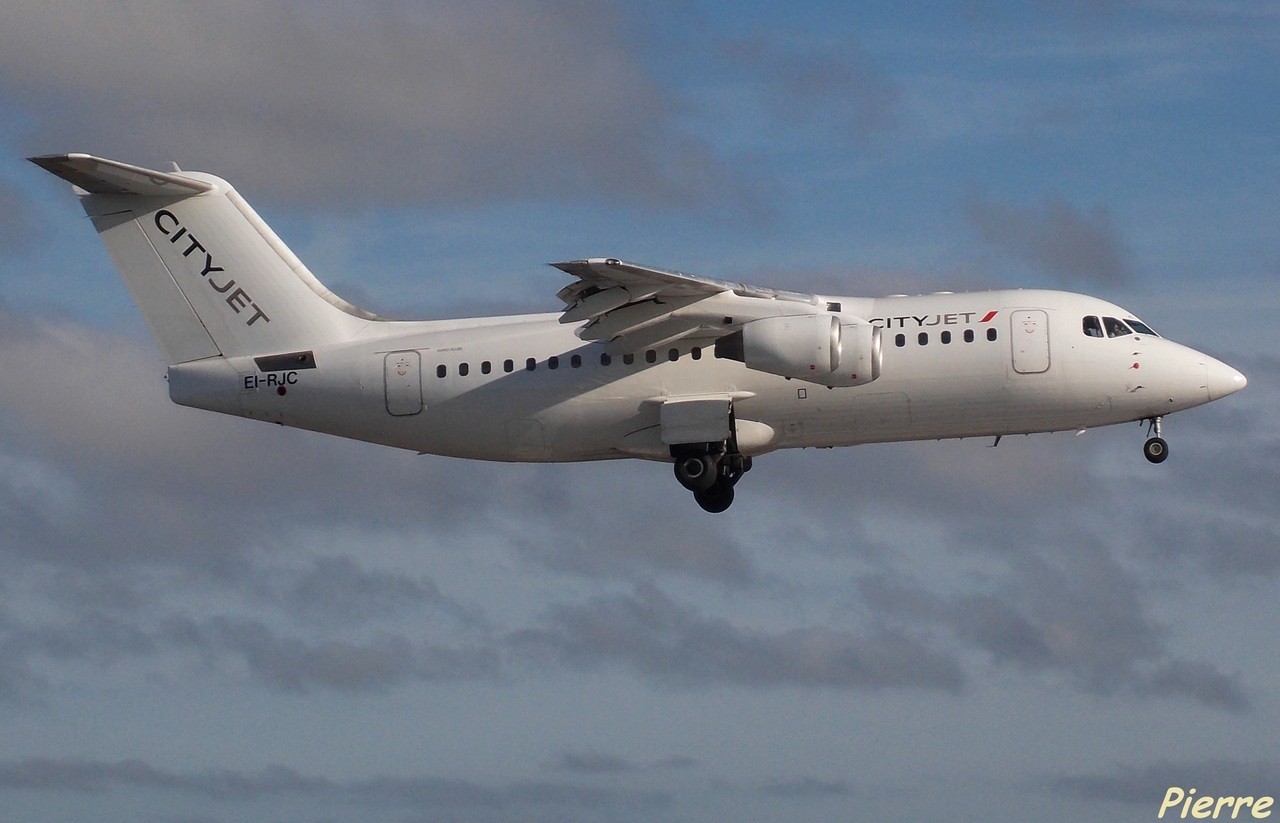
[0,2,1277,821]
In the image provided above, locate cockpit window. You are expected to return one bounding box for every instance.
[1103,316,1132,338]
[1126,318,1159,337]
[1082,316,1104,338]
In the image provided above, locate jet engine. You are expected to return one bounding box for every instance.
[715,314,881,387]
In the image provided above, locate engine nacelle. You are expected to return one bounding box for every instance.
[819,320,881,387]
[715,314,881,387]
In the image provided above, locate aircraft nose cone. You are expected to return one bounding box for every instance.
[1206,357,1247,401]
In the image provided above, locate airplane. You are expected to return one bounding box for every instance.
[30,153,1247,512]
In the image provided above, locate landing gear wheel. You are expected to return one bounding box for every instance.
[674,455,718,492]
[1143,437,1169,464]
[694,481,734,513]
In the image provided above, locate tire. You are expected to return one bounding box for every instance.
[1143,437,1169,464]
[694,481,734,513]
[674,455,717,492]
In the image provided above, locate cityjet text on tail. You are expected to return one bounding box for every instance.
[30,153,1246,512]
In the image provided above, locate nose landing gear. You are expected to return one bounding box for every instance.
[1143,416,1169,464]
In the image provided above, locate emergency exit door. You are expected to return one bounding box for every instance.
[384,351,422,415]
[1011,310,1050,374]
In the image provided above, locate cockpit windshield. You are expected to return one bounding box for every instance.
[1125,318,1159,337]
[1103,316,1132,338]
[1083,315,1159,339]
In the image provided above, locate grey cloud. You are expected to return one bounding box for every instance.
[1055,758,1280,805]
[860,542,1250,710]
[556,753,641,776]
[555,752,698,776]
[0,757,669,811]
[719,35,902,145]
[760,777,852,799]
[0,554,496,700]
[1136,661,1249,711]
[162,615,498,693]
[505,495,757,586]
[966,194,1132,286]
[5,1,749,212]
[511,583,964,691]
[0,613,47,702]
[0,758,327,799]
[0,180,41,253]
[277,555,485,628]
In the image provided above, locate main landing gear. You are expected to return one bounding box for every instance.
[1143,415,1169,464]
[673,446,752,513]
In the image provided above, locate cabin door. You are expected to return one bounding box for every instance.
[384,351,422,416]
[1011,310,1050,374]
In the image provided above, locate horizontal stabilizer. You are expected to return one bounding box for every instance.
[28,153,213,196]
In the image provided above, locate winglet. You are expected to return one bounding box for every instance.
[28,153,214,196]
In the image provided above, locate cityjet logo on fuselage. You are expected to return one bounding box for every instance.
[153,209,270,326]
[870,310,999,329]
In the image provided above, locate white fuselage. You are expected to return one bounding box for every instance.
[168,288,1239,463]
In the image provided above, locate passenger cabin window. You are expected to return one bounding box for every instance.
[691,347,702,360]
[1082,316,1104,338]
[459,362,469,376]
[570,354,582,368]
[987,327,998,341]
[436,364,446,378]
[918,332,928,346]
[481,361,491,374]
[1103,316,1132,338]
[895,333,906,347]
[668,348,679,362]
[941,330,951,344]
[623,353,635,365]
[525,357,536,371]
[645,350,657,364]
[548,356,559,370]
[600,353,612,366]
[503,359,514,373]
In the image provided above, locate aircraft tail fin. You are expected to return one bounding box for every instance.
[30,153,374,363]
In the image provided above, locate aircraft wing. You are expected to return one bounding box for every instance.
[551,258,824,352]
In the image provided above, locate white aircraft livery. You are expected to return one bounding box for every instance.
[31,153,1247,512]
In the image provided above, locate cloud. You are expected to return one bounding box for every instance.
[760,777,852,799]
[0,564,498,700]
[554,752,699,776]
[275,555,483,628]
[4,1,748,211]
[719,35,902,146]
[504,500,758,586]
[0,180,41,252]
[0,757,670,812]
[161,615,499,693]
[965,194,1132,286]
[859,543,1249,710]
[511,582,964,691]
[1055,758,1280,805]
